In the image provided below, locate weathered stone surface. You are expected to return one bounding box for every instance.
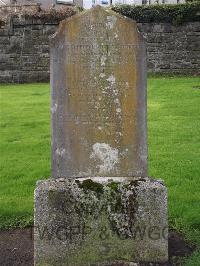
[51,7,147,178]
[34,7,168,266]
[34,177,168,265]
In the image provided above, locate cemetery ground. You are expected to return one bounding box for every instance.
[0,76,199,265]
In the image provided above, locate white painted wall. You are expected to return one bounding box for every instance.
[83,0,93,9]
[83,0,185,8]
[0,0,185,8]
[83,0,134,9]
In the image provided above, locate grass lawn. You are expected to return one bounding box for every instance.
[0,77,200,265]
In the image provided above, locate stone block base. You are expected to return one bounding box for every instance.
[34,177,168,265]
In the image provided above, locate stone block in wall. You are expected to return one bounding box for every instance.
[14,71,50,83]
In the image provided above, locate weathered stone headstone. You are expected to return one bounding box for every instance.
[51,6,147,178]
[34,6,168,266]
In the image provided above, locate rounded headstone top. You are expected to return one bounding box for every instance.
[50,5,147,179]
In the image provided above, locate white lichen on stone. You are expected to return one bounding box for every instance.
[106,16,117,30]
[116,108,121,113]
[56,148,66,157]
[99,73,106,78]
[116,132,122,137]
[114,98,120,104]
[106,74,116,85]
[113,89,119,96]
[90,143,119,174]
[100,55,107,66]
[51,103,57,114]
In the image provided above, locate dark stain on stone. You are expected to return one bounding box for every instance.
[129,178,147,188]
[48,190,75,214]
[77,179,104,195]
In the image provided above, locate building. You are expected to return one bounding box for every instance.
[83,0,185,9]
[0,0,75,8]
[0,0,186,9]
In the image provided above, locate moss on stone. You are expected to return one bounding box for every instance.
[107,181,119,191]
[78,179,104,195]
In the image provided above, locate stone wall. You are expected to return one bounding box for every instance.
[0,17,57,83]
[138,22,200,75]
[0,16,199,83]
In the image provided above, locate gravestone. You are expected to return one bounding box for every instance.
[51,6,147,178]
[34,6,168,266]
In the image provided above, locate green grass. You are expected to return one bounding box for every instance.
[147,77,200,265]
[0,84,51,228]
[0,77,200,265]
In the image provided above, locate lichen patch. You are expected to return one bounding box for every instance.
[106,74,116,85]
[90,143,119,174]
[106,15,117,29]
[51,103,57,114]
[56,148,66,157]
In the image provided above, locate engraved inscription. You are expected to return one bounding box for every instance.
[51,7,147,178]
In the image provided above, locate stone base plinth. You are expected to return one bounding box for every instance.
[34,177,168,266]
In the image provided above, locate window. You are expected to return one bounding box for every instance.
[101,0,109,4]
